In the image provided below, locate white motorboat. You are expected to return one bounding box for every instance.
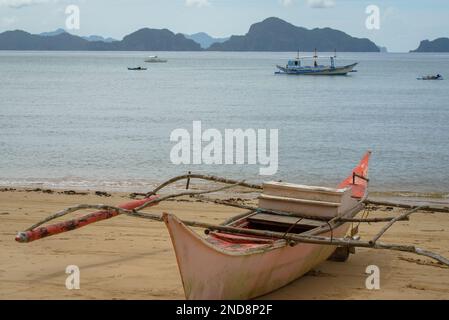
[144,55,167,63]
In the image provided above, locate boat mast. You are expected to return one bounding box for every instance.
[313,48,318,67]
[331,48,336,68]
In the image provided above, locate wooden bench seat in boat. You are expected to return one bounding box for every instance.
[247,213,324,234]
[258,181,356,219]
[248,213,324,228]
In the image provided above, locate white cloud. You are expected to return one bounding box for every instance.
[306,0,335,9]
[0,0,58,8]
[279,0,294,7]
[1,16,17,26]
[185,0,210,8]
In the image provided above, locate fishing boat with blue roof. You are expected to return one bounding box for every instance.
[276,49,358,76]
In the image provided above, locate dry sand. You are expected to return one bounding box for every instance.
[0,188,448,300]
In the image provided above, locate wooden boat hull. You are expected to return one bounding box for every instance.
[276,63,357,75]
[163,213,350,300]
[163,152,370,300]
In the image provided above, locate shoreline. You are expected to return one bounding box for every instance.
[0,187,448,299]
[1,183,448,206]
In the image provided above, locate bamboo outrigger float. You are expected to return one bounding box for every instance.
[15,151,449,300]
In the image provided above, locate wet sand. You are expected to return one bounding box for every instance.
[0,188,448,300]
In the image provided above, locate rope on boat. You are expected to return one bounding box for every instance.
[282,217,304,241]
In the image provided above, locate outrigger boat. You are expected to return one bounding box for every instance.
[417,74,443,80]
[15,151,449,299]
[128,66,147,71]
[276,49,357,76]
[163,152,370,299]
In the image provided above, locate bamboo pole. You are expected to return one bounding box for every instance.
[16,204,140,243]
[16,203,449,266]
[337,216,410,223]
[365,199,449,213]
[128,211,449,266]
[370,206,425,244]
[26,198,158,232]
[135,173,262,198]
[16,183,242,243]
[134,182,243,211]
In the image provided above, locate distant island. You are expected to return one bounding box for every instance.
[0,28,201,51]
[39,28,117,43]
[208,17,379,52]
[411,38,449,52]
[185,33,229,49]
[0,17,379,52]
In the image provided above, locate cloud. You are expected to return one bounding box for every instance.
[279,0,294,7]
[1,16,17,26]
[185,0,210,8]
[0,0,58,8]
[306,0,335,9]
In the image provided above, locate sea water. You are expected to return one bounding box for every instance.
[0,51,448,196]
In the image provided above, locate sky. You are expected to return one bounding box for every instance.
[0,0,448,52]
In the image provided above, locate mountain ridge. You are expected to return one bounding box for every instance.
[0,28,201,51]
[411,38,449,52]
[208,17,380,52]
[0,18,380,52]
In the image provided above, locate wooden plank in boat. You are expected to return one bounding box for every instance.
[258,194,341,218]
[259,194,340,207]
[248,213,324,228]
[263,181,347,203]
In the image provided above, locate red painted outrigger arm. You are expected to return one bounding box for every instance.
[15,196,158,243]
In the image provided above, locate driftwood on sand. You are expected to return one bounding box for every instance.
[15,173,449,268]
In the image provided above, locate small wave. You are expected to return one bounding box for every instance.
[0,178,158,193]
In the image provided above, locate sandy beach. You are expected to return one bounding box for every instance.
[0,188,448,300]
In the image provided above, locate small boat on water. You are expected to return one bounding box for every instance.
[276,49,357,76]
[417,74,443,80]
[144,55,167,63]
[128,66,147,71]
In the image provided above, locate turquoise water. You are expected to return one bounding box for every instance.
[0,51,448,193]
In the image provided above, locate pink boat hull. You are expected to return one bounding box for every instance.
[163,213,349,300]
[163,152,371,300]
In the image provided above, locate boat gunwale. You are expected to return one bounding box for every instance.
[263,181,351,195]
